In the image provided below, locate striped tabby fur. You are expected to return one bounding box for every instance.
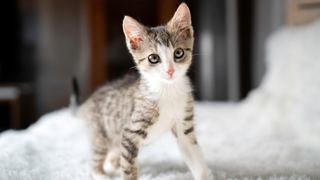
[77,3,209,180]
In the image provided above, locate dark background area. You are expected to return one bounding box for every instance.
[0,0,286,131]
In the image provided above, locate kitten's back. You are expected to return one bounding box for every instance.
[80,73,140,138]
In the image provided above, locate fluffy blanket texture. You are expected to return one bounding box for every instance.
[1,20,320,180]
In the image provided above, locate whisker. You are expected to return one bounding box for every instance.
[128,66,138,71]
[187,68,198,76]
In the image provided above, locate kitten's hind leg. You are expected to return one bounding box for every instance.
[91,141,108,176]
[87,116,110,177]
[90,140,120,179]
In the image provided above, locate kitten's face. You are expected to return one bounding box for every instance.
[123,3,194,83]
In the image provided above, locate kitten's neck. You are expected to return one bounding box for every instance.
[140,74,192,101]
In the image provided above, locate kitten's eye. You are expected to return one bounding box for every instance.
[148,54,160,64]
[174,48,184,59]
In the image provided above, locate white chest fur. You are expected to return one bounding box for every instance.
[141,76,191,146]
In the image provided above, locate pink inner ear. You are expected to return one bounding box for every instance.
[129,38,142,49]
[123,16,144,49]
[123,17,144,49]
[172,17,191,38]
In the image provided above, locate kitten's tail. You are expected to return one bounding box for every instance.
[69,76,80,115]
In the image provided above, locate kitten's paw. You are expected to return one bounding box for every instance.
[103,151,121,177]
[103,161,120,177]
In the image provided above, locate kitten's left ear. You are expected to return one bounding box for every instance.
[167,3,193,38]
[123,16,147,50]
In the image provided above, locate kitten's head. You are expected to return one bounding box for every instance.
[123,3,193,83]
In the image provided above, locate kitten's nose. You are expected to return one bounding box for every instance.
[166,69,175,76]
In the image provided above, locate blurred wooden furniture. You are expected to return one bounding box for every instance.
[0,85,21,130]
[287,0,320,26]
[88,0,108,92]
[158,0,178,25]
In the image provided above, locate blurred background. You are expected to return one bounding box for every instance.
[0,0,319,131]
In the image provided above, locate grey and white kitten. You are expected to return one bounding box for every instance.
[77,3,208,180]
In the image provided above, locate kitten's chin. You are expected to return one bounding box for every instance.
[161,78,174,83]
[159,76,179,83]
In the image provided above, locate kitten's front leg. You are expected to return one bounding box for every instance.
[119,96,158,180]
[120,113,155,179]
[174,113,209,180]
[120,125,141,180]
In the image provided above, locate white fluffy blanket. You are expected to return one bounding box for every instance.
[1,20,320,180]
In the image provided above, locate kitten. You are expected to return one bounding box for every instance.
[76,3,209,180]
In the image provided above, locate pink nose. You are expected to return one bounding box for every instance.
[166,69,175,76]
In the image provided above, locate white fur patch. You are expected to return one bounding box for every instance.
[141,74,191,146]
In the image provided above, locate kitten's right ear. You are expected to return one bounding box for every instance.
[123,16,146,50]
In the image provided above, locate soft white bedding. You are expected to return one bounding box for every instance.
[1,18,320,180]
[0,102,319,180]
